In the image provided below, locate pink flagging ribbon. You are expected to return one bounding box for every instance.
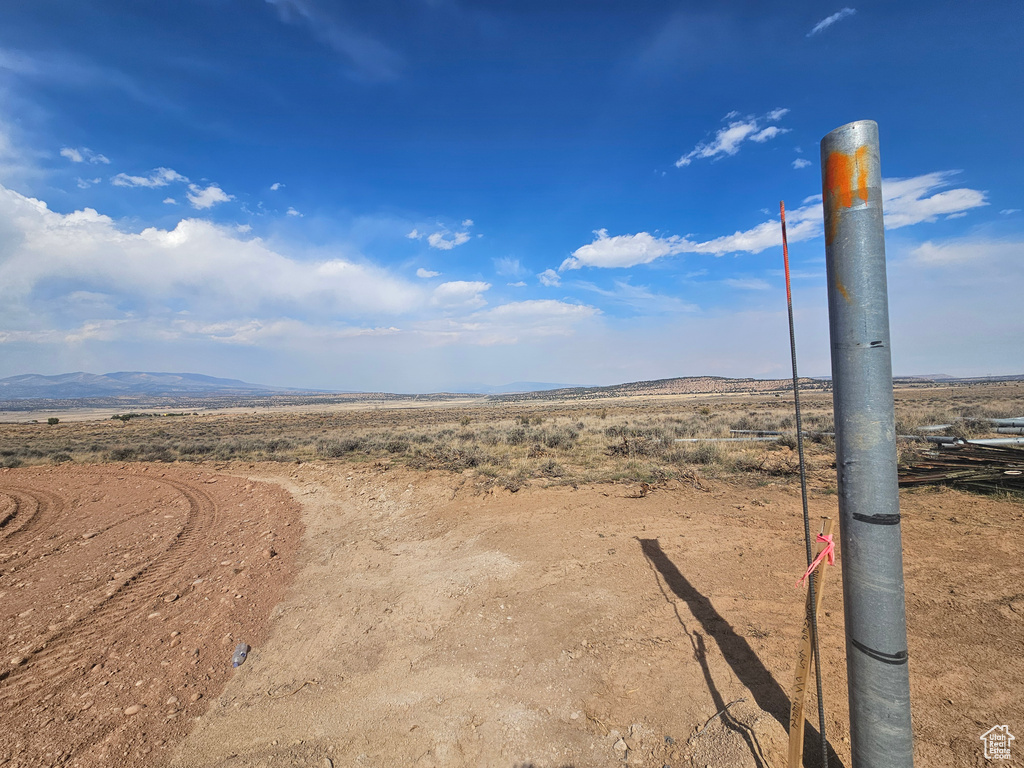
[796,533,835,588]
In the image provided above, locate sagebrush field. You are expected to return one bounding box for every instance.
[1,380,1022,767]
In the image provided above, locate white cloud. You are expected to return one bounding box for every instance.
[0,185,617,378]
[60,146,109,164]
[408,220,475,250]
[538,268,561,287]
[1001,209,1020,215]
[576,279,698,313]
[689,214,817,255]
[909,238,1023,266]
[0,182,424,328]
[416,268,441,278]
[112,167,188,188]
[793,158,812,169]
[676,109,789,167]
[494,257,526,277]
[885,237,1024,375]
[507,281,527,287]
[163,197,177,205]
[808,8,856,37]
[430,280,490,310]
[561,229,688,270]
[484,300,595,322]
[882,171,987,227]
[186,183,233,210]
[724,277,772,291]
[428,230,472,250]
[564,171,988,269]
[416,300,600,347]
[750,126,786,143]
[76,177,101,189]
[270,182,283,191]
[168,317,400,346]
[286,206,302,217]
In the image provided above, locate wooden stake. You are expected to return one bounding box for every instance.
[788,517,835,768]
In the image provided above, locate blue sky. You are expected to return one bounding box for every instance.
[0,1,1021,391]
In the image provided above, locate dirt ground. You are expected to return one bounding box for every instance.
[0,465,303,767]
[2,461,1022,767]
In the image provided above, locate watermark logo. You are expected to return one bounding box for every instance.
[981,725,1014,760]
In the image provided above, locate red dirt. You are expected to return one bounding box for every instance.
[2,461,1022,768]
[0,465,302,767]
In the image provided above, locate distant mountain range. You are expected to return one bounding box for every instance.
[0,372,574,401]
[0,372,308,400]
[1,370,1021,403]
[450,381,573,395]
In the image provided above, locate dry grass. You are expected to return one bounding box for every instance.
[1,381,1021,492]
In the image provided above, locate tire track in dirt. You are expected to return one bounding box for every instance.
[0,492,18,530]
[0,464,302,768]
[0,486,155,583]
[0,486,64,550]
[0,475,218,707]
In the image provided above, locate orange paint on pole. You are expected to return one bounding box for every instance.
[825,151,855,209]
[855,145,870,204]
[824,146,872,245]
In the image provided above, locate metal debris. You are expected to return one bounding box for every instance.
[899,443,1024,493]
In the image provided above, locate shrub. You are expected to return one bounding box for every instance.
[419,443,492,471]
[542,427,578,450]
[502,471,528,493]
[47,417,60,426]
[316,438,364,458]
[139,445,174,462]
[178,442,215,456]
[384,438,410,454]
[539,459,565,477]
[682,442,723,465]
[776,433,799,449]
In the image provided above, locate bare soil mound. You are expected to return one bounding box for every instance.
[0,465,302,767]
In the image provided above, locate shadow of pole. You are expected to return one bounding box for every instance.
[692,630,769,768]
[638,537,844,768]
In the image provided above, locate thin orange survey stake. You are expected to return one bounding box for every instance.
[781,199,829,768]
[781,200,793,304]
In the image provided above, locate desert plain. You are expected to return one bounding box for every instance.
[1,379,1022,768]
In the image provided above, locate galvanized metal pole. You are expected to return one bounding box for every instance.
[820,120,914,768]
